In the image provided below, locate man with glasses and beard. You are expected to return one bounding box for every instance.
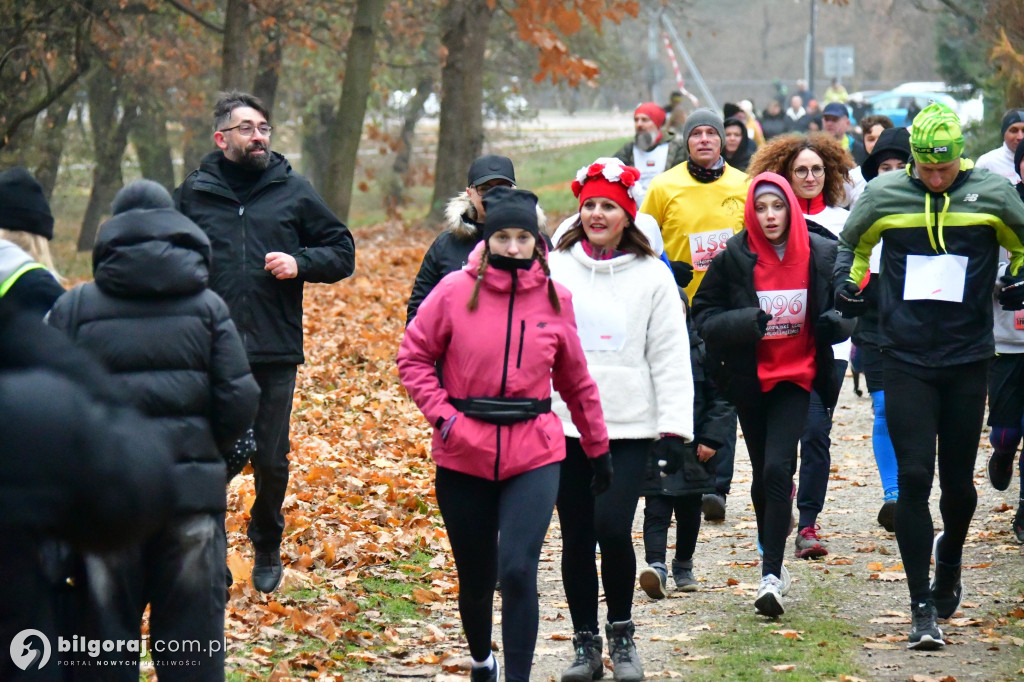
[176,91,355,594]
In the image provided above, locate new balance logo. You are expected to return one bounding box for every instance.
[964,193,979,202]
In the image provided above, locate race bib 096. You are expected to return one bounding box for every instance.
[757,288,808,339]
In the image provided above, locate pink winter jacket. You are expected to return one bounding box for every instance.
[398,244,609,481]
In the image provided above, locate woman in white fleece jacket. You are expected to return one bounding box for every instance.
[548,158,693,682]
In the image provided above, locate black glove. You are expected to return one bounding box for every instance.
[669,261,695,289]
[997,273,1024,311]
[589,452,613,496]
[651,435,687,476]
[834,281,867,318]
[755,309,773,337]
[814,309,843,342]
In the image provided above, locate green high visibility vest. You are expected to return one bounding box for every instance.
[0,239,45,297]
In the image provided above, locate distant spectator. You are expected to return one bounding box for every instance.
[613,102,688,204]
[723,117,756,172]
[846,115,895,205]
[785,95,806,124]
[976,109,1024,183]
[823,78,849,105]
[761,100,792,140]
[662,90,684,116]
[739,100,766,146]
[822,102,867,164]
[795,78,815,106]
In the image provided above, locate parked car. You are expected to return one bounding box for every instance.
[865,90,960,128]
[890,82,984,126]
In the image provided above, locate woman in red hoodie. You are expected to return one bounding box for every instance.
[397,187,610,682]
[692,172,851,617]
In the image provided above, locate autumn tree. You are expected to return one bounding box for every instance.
[427,0,640,221]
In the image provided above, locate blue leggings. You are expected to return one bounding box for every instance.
[871,391,899,499]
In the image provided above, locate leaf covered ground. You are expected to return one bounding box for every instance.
[215,222,1024,682]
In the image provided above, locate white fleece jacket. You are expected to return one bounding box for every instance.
[548,242,694,441]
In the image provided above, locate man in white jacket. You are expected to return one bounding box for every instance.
[976,109,1024,182]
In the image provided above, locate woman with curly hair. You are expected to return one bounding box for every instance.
[746,132,855,562]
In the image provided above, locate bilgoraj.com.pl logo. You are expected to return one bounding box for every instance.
[9,629,51,671]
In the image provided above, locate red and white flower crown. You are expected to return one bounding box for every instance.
[571,157,642,218]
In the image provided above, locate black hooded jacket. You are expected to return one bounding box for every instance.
[47,207,260,513]
[175,151,355,364]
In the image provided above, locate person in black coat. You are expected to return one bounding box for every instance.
[638,262,734,598]
[0,301,177,681]
[692,173,852,618]
[175,92,355,592]
[47,180,260,679]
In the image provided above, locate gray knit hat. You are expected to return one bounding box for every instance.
[683,108,726,147]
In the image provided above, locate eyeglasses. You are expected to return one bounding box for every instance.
[219,122,273,137]
[793,165,825,179]
[475,181,513,196]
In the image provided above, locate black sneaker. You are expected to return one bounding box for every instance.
[877,498,897,533]
[1014,508,1024,544]
[605,621,643,682]
[470,655,500,682]
[907,602,945,650]
[987,451,1016,491]
[929,532,964,619]
[252,547,283,593]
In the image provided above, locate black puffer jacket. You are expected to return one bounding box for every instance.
[47,207,260,513]
[1,303,176,682]
[175,151,356,364]
[693,230,853,410]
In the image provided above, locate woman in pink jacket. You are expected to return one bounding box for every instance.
[398,187,610,682]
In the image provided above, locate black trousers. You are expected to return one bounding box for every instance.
[884,355,988,603]
[246,363,297,551]
[796,360,847,529]
[712,408,738,496]
[435,463,559,682]
[82,513,227,681]
[557,437,648,632]
[735,382,810,578]
[642,494,702,566]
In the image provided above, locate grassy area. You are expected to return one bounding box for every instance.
[673,581,869,681]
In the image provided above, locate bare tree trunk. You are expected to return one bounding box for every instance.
[131,96,176,190]
[428,0,493,222]
[33,95,75,201]
[252,27,282,114]
[323,0,386,220]
[221,0,251,90]
[385,73,434,216]
[77,66,139,251]
[301,102,334,189]
[182,114,210,176]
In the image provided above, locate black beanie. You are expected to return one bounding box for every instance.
[481,187,539,241]
[723,102,742,120]
[0,167,54,239]
[1001,109,1024,139]
[111,179,175,215]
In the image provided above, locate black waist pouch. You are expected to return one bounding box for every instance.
[449,397,552,426]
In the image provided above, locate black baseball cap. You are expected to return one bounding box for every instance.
[467,154,516,187]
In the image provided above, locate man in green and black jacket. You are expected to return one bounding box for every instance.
[832,102,1024,651]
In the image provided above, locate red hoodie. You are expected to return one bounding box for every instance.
[398,242,609,481]
[745,172,817,393]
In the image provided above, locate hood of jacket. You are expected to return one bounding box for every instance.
[194,150,291,198]
[744,172,810,261]
[93,208,211,298]
[444,191,549,240]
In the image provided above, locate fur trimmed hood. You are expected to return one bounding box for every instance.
[443,191,549,239]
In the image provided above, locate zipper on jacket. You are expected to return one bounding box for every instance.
[495,270,518,480]
[516,320,525,369]
[240,204,249,348]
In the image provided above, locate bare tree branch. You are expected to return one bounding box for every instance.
[162,0,224,33]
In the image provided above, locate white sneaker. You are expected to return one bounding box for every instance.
[754,574,785,617]
[780,563,792,597]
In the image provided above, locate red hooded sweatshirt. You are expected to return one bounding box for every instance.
[745,172,817,393]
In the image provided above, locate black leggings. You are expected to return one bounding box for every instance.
[735,382,810,578]
[435,463,559,682]
[557,438,648,632]
[883,356,988,603]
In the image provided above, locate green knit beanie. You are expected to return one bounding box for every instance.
[910,103,964,164]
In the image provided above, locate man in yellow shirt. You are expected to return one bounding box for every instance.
[641,107,749,522]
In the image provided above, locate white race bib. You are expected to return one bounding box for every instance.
[573,289,628,351]
[689,228,733,271]
[903,254,967,302]
[758,288,807,339]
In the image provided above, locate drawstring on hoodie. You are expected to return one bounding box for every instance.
[923,192,951,254]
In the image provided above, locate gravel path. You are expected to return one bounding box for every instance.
[371,376,1024,681]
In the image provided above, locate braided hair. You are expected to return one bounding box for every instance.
[467,244,562,314]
